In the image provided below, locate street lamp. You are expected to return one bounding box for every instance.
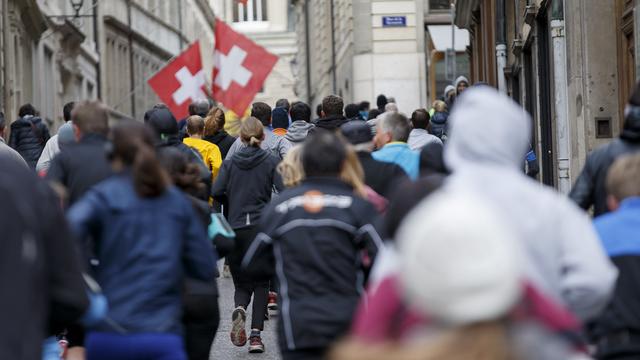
[47,0,93,20]
[70,0,84,18]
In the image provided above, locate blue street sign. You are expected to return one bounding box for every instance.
[382,16,407,27]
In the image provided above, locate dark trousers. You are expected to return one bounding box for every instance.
[183,294,220,360]
[281,347,327,360]
[234,280,269,331]
[86,332,186,360]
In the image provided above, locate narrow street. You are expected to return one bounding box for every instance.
[210,266,282,360]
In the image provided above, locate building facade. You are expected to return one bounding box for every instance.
[212,0,298,111]
[293,0,430,113]
[455,0,639,192]
[0,0,217,134]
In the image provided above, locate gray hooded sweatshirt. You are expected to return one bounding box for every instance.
[443,87,617,321]
[285,120,315,143]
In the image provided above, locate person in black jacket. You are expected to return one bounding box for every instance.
[312,95,347,132]
[0,154,89,360]
[145,105,212,198]
[212,117,284,354]
[242,131,383,360]
[203,107,236,159]
[340,120,408,198]
[46,100,113,207]
[9,103,50,169]
[570,82,640,217]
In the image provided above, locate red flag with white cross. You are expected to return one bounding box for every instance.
[212,18,278,115]
[148,41,207,120]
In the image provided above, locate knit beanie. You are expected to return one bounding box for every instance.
[397,190,523,326]
[272,107,289,130]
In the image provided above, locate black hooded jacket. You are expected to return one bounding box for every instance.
[204,131,236,159]
[9,116,50,168]
[570,112,640,217]
[211,146,283,229]
[313,115,348,132]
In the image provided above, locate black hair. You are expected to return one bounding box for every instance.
[359,101,370,111]
[276,98,290,111]
[302,130,346,177]
[63,102,75,122]
[316,104,323,117]
[251,102,272,127]
[290,102,311,123]
[18,103,37,118]
[411,109,430,130]
[376,94,388,110]
[345,104,360,119]
[367,109,381,120]
[0,111,5,130]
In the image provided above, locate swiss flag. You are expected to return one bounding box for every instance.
[212,19,278,116]
[148,42,206,120]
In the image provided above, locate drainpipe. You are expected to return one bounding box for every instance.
[93,0,101,100]
[126,0,136,118]
[495,0,507,93]
[551,0,571,193]
[304,0,312,104]
[329,0,337,94]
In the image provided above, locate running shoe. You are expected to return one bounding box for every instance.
[230,306,247,347]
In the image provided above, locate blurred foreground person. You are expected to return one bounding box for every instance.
[0,154,88,360]
[333,191,586,360]
[46,101,113,207]
[9,103,50,168]
[570,81,640,217]
[242,131,383,360]
[588,154,640,359]
[158,148,229,360]
[444,86,616,321]
[67,121,216,360]
[212,117,284,354]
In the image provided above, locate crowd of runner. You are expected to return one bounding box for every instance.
[2,76,640,360]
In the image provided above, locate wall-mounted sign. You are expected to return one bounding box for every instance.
[382,16,407,27]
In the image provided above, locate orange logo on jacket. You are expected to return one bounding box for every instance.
[302,191,324,213]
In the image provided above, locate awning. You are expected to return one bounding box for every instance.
[427,25,469,52]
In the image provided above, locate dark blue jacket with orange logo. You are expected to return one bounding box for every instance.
[242,177,383,352]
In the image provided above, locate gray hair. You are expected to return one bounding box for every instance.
[385,102,398,113]
[379,112,411,142]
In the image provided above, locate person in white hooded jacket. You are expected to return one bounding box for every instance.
[443,86,617,322]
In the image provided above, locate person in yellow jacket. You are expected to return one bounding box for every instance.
[183,115,222,182]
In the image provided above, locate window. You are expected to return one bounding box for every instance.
[233,0,268,22]
[429,0,451,11]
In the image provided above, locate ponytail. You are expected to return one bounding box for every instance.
[111,121,170,198]
[132,141,169,197]
[240,117,264,147]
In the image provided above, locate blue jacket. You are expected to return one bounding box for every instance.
[67,173,217,334]
[590,197,640,356]
[372,142,420,180]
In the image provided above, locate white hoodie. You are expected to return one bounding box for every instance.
[443,87,617,321]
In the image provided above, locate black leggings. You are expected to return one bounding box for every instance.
[234,280,269,331]
[183,294,220,360]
